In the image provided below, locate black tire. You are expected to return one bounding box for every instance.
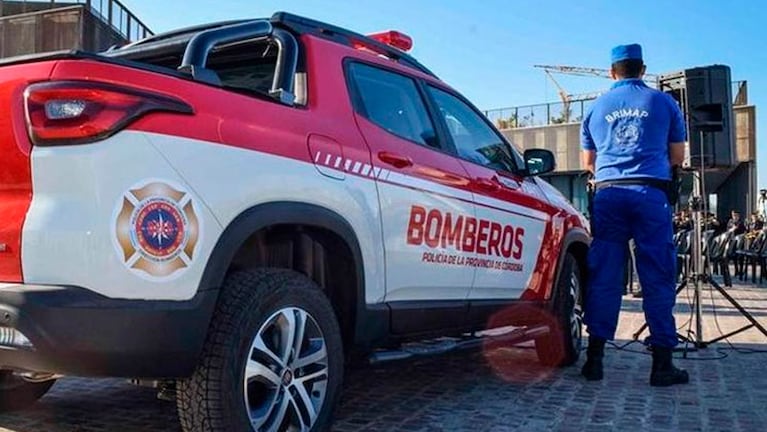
[535,253,583,367]
[0,371,55,411]
[177,269,344,432]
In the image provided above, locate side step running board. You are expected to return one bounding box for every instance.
[368,325,550,365]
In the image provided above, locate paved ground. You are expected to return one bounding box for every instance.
[1,277,766,432]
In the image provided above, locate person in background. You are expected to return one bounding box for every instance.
[673,212,685,233]
[704,212,722,234]
[758,189,767,221]
[676,210,692,232]
[726,210,746,235]
[746,212,763,232]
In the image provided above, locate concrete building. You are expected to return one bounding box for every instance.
[0,0,151,58]
[488,81,758,222]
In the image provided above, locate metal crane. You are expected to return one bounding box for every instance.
[534,64,660,84]
[534,64,661,123]
[539,68,607,123]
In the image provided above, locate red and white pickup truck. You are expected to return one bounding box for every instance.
[0,12,590,432]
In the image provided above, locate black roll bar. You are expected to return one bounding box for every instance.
[178,20,298,106]
[268,28,299,105]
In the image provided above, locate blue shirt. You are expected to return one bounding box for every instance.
[581,78,686,182]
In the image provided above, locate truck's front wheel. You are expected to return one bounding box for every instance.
[177,269,344,432]
[535,253,583,367]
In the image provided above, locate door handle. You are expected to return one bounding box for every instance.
[378,151,413,169]
[475,177,500,193]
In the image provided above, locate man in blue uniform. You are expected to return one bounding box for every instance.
[580,44,689,387]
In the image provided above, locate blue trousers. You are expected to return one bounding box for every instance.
[585,185,678,348]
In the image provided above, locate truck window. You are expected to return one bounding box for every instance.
[427,85,518,172]
[348,62,437,148]
[207,39,278,96]
[119,38,302,102]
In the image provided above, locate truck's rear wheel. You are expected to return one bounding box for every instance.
[535,253,583,367]
[0,371,55,411]
[177,269,344,432]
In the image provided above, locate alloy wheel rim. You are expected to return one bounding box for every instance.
[569,271,584,353]
[243,307,329,432]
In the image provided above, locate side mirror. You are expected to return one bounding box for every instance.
[523,149,556,176]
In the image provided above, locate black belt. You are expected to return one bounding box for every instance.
[595,178,670,192]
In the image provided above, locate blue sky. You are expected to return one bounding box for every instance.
[126,0,766,191]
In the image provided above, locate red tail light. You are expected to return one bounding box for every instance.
[24,81,193,146]
[367,31,413,52]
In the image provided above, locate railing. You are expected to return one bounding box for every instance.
[0,0,153,41]
[75,0,153,40]
[487,80,749,130]
[82,0,153,41]
[484,97,598,129]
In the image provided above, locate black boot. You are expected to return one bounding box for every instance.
[650,347,689,387]
[581,336,605,381]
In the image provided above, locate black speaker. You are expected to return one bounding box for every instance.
[658,65,735,169]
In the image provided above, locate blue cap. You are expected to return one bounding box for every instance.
[611,44,643,63]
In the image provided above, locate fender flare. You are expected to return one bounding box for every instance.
[198,201,365,295]
[549,227,591,304]
[179,202,367,367]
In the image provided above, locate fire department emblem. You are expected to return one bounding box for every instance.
[114,181,200,280]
